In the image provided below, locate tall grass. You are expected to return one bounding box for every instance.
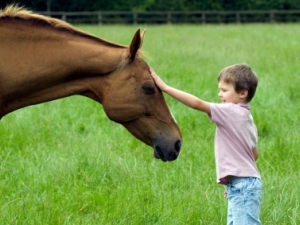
[1,24,299,224]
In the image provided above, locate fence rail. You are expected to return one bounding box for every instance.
[38,10,300,24]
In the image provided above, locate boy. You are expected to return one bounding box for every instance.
[150,64,262,225]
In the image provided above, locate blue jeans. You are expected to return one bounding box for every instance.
[226,177,262,225]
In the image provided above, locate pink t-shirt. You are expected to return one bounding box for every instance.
[209,103,261,185]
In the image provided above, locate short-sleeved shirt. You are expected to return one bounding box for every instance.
[209,103,261,185]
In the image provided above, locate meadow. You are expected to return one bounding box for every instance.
[0,23,300,224]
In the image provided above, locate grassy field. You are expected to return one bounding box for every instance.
[1,23,300,224]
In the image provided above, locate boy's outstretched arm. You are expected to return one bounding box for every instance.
[150,68,211,114]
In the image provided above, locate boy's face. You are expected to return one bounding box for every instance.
[218,81,247,104]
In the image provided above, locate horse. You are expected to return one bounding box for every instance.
[0,5,182,162]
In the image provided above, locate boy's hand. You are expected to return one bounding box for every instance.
[224,190,228,200]
[149,68,167,91]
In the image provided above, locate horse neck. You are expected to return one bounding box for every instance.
[0,25,125,118]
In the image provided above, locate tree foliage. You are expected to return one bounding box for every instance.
[1,0,299,11]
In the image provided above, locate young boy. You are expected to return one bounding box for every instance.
[150,64,262,225]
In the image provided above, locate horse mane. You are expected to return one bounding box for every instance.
[0,4,127,49]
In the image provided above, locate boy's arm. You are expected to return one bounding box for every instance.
[150,68,211,114]
[163,86,211,114]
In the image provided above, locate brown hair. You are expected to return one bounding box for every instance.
[217,63,258,102]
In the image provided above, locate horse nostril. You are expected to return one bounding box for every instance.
[175,140,181,153]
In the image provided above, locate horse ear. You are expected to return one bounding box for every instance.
[140,29,146,49]
[129,29,142,60]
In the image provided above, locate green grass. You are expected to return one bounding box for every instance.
[1,24,300,224]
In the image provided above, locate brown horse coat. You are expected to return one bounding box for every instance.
[0,5,182,161]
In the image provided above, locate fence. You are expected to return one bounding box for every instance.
[38,10,300,24]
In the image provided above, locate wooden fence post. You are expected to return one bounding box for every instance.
[236,12,240,23]
[270,10,275,22]
[133,12,137,25]
[98,12,102,25]
[202,12,206,24]
[167,12,171,24]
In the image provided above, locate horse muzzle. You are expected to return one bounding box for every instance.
[153,139,182,162]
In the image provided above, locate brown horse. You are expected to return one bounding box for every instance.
[0,5,182,161]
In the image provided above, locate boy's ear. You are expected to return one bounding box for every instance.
[239,90,248,100]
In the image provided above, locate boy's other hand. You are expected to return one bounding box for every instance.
[224,190,228,200]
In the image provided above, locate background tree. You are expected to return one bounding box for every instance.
[0,0,299,12]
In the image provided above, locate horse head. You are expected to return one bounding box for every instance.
[99,29,182,162]
[0,6,182,162]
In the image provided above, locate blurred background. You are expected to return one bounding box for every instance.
[1,0,300,11]
[1,0,300,24]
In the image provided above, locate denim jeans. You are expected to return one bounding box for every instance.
[226,177,262,225]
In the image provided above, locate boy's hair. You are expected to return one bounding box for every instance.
[217,63,258,102]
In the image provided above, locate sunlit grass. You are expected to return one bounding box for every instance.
[1,24,300,224]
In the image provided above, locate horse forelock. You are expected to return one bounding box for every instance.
[0,4,126,49]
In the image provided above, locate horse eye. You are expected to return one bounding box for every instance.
[142,86,155,94]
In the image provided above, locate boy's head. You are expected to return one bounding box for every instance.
[217,63,258,103]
